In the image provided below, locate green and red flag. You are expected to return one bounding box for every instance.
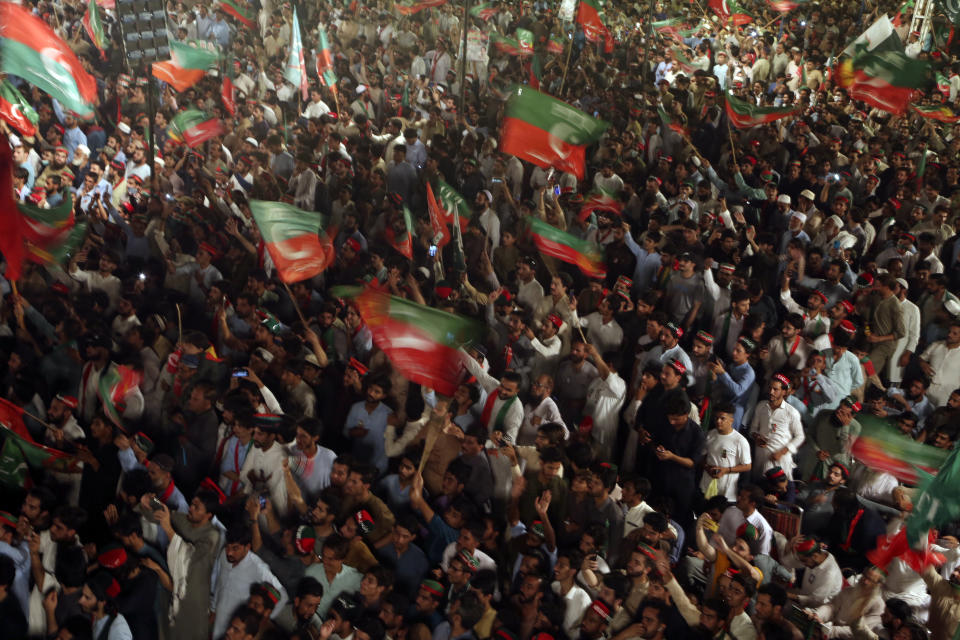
[576,0,614,53]
[528,215,605,278]
[670,46,697,74]
[490,33,521,56]
[936,71,951,97]
[843,15,903,57]
[0,79,38,137]
[547,34,566,54]
[501,87,609,180]
[426,182,451,249]
[220,0,256,28]
[578,187,622,222]
[529,53,544,90]
[168,110,224,147]
[851,416,950,485]
[767,0,805,13]
[396,0,448,14]
[709,0,754,24]
[152,61,205,92]
[435,179,472,229]
[469,2,497,19]
[0,426,75,488]
[316,27,338,93]
[724,91,799,128]
[98,364,142,429]
[332,285,483,397]
[517,28,535,56]
[27,222,88,266]
[18,196,76,263]
[0,2,98,118]
[386,205,415,259]
[911,103,960,123]
[658,105,689,136]
[892,0,914,27]
[82,0,108,59]
[834,49,929,114]
[285,7,309,101]
[249,200,335,283]
[221,53,236,116]
[0,398,35,444]
[169,39,220,70]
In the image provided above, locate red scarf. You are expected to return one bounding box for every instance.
[840,509,865,551]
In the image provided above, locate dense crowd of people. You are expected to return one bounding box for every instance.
[3,0,960,638]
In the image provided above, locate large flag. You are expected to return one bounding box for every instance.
[725,91,800,128]
[851,416,950,485]
[19,196,75,249]
[220,0,256,28]
[835,50,929,114]
[316,27,338,93]
[501,87,609,179]
[168,110,224,147]
[332,285,482,396]
[284,7,308,101]
[470,2,498,19]
[528,216,605,278]
[152,61,205,92]
[576,0,613,52]
[249,200,334,283]
[27,222,88,266]
[396,0,448,14]
[709,0,754,24]
[0,137,25,281]
[0,79,38,137]
[82,0,107,59]
[0,426,75,488]
[0,2,98,118]
[911,103,960,123]
[169,39,220,70]
[844,15,902,57]
[490,33,522,56]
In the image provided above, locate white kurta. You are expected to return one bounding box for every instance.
[750,400,805,479]
[920,340,960,406]
[212,550,287,638]
[889,298,920,383]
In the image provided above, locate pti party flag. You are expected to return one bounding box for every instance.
[490,33,522,56]
[0,398,35,444]
[851,416,950,485]
[528,216,605,278]
[426,182,451,249]
[658,106,689,136]
[767,0,806,12]
[517,28,535,56]
[285,7,309,101]
[221,54,236,116]
[529,54,544,90]
[386,205,415,259]
[0,137,25,281]
[0,426,75,488]
[170,39,220,70]
[249,200,335,283]
[396,0,448,14]
[547,34,566,54]
[435,179,472,229]
[0,2,98,118]
[936,72,951,97]
[27,222,88,266]
[709,0,754,25]
[671,46,697,75]
[168,110,224,147]
[152,61,205,92]
[470,2,498,19]
[834,49,929,114]
[19,194,74,249]
[82,0,108,59]
[332,285,482,396]
[220,0,256,28]
[0,79,38,137]
[725,91,800,128]
[317,27,338,92]
[98,364,142,429]
[579,187,622,222]
[576,0,614,52]
[500,87,609,180]
[911,103,960,123]
[893,0,915,26]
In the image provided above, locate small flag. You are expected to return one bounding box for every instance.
[724,91,800,128]
[386,205,415,259]
[168,110,224,147]
[316,27,338,93]
[220,0,256,28]
[284,7,308,101]
[98,364,142,429]
[911,103,960,123]
[82,0,108,59]
[547,34,566,54]
[469,2,498,19]
[0,79,39,137]
[249,200,335,283]
[395,0,448,14]
[709,0,754,24]
[169,39,220,70]
[528,216,605,278]
[152,61,205,92]
[222,53,236,116]
[517,28,535,56]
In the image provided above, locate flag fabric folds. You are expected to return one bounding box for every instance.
[725,91,800,128]
[528,216,606,278]
[285,7,309,101]
[168,110,224,147]
[249,200,335,283]
[0,79,39,137]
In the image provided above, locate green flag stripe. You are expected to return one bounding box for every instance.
[249,201,324,244]
[1,39,91,116]
[504,88,608,145]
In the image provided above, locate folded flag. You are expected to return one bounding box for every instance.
[501,87,608,180]
[910,103,960,123]
[220,0,256,28]
[528,216,605,278]
[168,110,224,147]
[725,91,800,128]
[0,2,98,118]
[332,285,482,397]
[0,426,74,488]
[152,61,205,92]
[82,0,108,59]
[0,79,39,138]
[576,0,614,53]
[851,415,949,485]
[249,200,335,283]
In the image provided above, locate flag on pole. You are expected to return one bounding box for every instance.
[843,15,903,56]
[332,285,482,397]
[517,28,535,56]
[82,0,108,59]
[285,7,309,101]
[500,87,609,179]
[528,216,606,278]
[435,179,472,229]
[0,2,98,118]
[19,196,75,250]
[834,50,929,114]
[578,187,622,222]
[892,0,915,26]
[0,426,75,487]
[576,0,614,52]
[0,398,35,444]
[0,79,38,137]
[395,0,448,14]
[27,222,88,266]
[249,200,335,283]
[724,91,800,127]
[426,182,451,249]
[151,61,205,92]
[168,110,224,147]
[658,106,689,136]
[709,0,754,24]
[490,33,522,56]
[219,0,256,28]
[547,34,566,54]
[316,27,338,93]
[169,39,220,70]
[851,416,950,485]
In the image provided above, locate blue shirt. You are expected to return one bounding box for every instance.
[377,541,429,592]
[716,361,756,431]
[825,349,864,408]
[209,19,231,47]
[63,126,87,163]
[344,401,392,473]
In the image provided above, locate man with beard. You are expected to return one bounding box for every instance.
[619,598,669,640]
[750,374,804,481]
[145,490,221,640]
[849,598,913,640]
[73,571,133,640]
[274,576,325,636]
[753,584,803,640]
[239,414,290,516]
[460,354,524,444]
[517,374,566,446]
[344,375,396,474]
[809,565,885,638]
[554,341,600,427]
